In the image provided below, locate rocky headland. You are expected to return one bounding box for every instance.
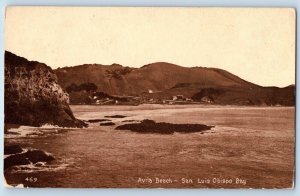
[5,51,86,128]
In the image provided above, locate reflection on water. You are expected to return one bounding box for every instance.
[4,105,295,188]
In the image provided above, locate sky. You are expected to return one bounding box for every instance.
[5,7,295,87]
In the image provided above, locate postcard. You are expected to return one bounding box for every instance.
[4,7,295,188]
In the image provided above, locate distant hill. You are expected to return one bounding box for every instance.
[55,62,257,95]
[54,62,295,106]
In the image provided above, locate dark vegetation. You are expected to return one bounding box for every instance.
[66,83,97,93]
[68,90,130,105]
[191,88,224,102]
[105,66,133,79]
[92,92,129,102]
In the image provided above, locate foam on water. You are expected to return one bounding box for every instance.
[8,156,75,174]
[40,123,84,129]
[4,123,86,139]
[4,148,29,159]
[10,162,70,173]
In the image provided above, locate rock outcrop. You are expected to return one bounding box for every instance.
[116,119,214,134]
[4,145,55,170]
[4,145,23,155]
[5,51,86,128]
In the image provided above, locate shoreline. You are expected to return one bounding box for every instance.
[70,103,295,109]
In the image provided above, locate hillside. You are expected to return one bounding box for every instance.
[55,62,257,95]
[54,62,295,106]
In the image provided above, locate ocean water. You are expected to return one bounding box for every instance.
[4,105,295,188]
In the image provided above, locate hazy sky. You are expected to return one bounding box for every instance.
[5,7,295,87]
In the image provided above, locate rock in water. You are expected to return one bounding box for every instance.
[116,119,214,134]
[88,119,111,123]
[4,145,23,155]
[104,115,127,118]
[4,150,55,170]
[100,122,116,126]
[4,154,31,170]
[4,51,87,128]
[22,150,55,163]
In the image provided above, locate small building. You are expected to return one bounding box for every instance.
[201,96,213,103]
[173,95,184,101]
[185,98,193,102]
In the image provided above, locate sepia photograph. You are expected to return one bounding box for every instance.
[3,7,295,188]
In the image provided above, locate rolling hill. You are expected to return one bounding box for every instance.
[54,62,295,106]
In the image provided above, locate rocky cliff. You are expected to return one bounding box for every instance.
[4,51,86,127]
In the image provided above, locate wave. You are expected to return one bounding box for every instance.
[4,123,86,139]
[4,148,29,159]
[10,162,70,173]
[40,123,84,129]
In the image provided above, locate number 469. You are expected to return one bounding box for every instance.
[25,177,38,182]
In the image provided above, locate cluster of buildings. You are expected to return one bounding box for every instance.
[90,93,213,105]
